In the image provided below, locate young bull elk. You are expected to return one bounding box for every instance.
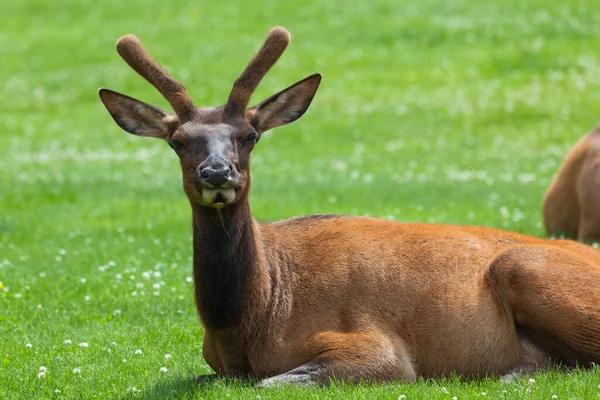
[544,127,600,243]
[99,27,600,386]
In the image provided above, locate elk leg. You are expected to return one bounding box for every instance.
[488,245,600,367]
[256,330,416,387]
[578,218,600,244]
[576,160,600,243]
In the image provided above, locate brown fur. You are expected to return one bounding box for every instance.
[99,27,600,386]
[544,126,600,242]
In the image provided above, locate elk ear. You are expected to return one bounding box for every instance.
[247,73,321,132]
[98,88,178,140]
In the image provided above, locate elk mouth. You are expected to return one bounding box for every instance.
[200,188,236,208]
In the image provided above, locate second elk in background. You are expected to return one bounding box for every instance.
[544,126,600,243]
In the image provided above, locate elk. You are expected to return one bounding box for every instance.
[544,127,600,243]
[99,27,600,386]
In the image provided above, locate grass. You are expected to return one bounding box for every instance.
[2,0,600,398]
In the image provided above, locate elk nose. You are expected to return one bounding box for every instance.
[199,166,231,188]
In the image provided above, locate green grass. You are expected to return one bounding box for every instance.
[2,0,600,398]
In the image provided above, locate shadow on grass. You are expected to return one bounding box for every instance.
[124,365,593,399]
[132,374,256,400]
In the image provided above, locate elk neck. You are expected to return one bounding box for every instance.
[191,192,267,332]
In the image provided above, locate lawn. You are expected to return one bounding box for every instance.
[2,0,600,398]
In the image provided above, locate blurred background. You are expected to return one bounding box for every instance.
[3,0,600,237]
[1,0,600,397]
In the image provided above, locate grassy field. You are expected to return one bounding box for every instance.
[2,0,600,398]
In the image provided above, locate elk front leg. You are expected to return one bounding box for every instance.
[256,330,416,387]
[578,217,600,244]
[576,160,600,243]
[488,245,600,368]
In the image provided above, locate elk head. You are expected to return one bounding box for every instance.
[99,27,321,208]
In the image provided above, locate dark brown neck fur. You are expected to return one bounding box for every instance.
[192,197,258,331]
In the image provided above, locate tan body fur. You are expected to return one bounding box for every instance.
[544,127,600,242]
[202,216,600,383]
[99,27,600,386]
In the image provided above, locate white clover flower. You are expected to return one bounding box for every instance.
[186,276,193,283]
[153,271,161,278]
[164,354,172,360]
[452,397,457,400]
[108,261,116,267]
[84,296,91,301]
[153,283,161,290]
[37,304,42,310]
[142,271,151,279]
[552,395,557,399]
[80,278,86,284]
[38,371,46,379]
[115,273,122,279]
[79,342,89,348]
[136,282,144,288]
[122,359,127,363]
[73,367,81,374]
[14,293,22,298]
[398,395,406,400]
[39,366,47,373]
[153,291,160,296]
[159,367,168,373]
[135,349,143,355]
[64,339,72,345]
[111,341,118,346]
[25,343,32,348]
[528,378,535,383]
[441,387,448,394]
[131,291,138,297]
[39,272,47,278]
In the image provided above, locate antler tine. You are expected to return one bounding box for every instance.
[223,27,291,119]
[116,34,195,120]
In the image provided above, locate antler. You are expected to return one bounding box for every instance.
[116,34,195,120]
[223,27,291,119]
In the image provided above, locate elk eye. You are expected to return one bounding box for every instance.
[171,138,185,150]
[243,132,258,147]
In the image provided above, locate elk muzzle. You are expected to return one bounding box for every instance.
[194,164,238,207]
[199,165,232,188]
